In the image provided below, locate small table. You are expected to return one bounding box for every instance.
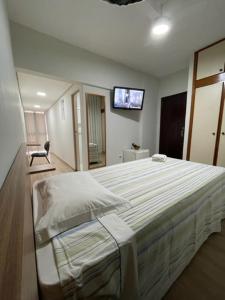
[123,149,150,162]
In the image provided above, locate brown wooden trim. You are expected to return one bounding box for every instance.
[86,93,107,170]
[197,37,225,54]
[71,91,80,171]
[85,94,91,169]
[196,72,225,88]
[86,92,105,97]
[0,144,38,300]
[186,52,198,160]
[103,97,107,168]
[213,83,225,165]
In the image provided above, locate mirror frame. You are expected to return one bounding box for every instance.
[86,93,107,170]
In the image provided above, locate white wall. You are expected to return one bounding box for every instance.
[0,1,25,188]
[47,82,156,170]
[158,69,188,99]
[83,85,144,167]
[46,84,81,169]
[10,22,159,155]
[156,69,189,153]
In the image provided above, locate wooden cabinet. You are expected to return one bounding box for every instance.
[190,83,223,165]
[217,106,225,167]
[188,38,225,167]
[197,40,225,80]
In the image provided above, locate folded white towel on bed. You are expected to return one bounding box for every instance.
[152,154,167,162]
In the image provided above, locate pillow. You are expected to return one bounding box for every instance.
[34,172,132,245]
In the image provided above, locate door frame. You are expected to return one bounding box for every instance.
[214,82,225,165]
[71,90,80,171]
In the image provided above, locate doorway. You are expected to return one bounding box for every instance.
[86,93,106,169]
[159,92,187,159]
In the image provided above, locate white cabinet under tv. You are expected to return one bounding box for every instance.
[123,149,149,162]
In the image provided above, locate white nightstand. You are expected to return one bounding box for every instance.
[123,149,150,162]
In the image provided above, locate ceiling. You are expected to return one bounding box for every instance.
[18,72,71,111]
[7,0,225,77]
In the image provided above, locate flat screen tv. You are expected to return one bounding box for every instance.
[113,87,145,110]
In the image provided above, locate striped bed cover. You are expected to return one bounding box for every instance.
[52,158,225,300]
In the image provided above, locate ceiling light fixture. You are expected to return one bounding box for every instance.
[37,91,46,97]
[103,0,143,5]
[152,17,171,36]
[34,105,41,108]
[25,110,44,114]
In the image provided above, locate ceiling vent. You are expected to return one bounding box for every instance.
[103,0,143,5]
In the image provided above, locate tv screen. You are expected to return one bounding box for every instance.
[113,87,145,110]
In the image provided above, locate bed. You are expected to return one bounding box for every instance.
[33,157,225,300]
[89,143,99,163]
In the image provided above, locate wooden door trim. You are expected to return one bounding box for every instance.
[186,52,198,160]
[196,72,225,88]
[86,93,107,170]
[85,94,91,169]
[213,83,225,165]
[197,37,225,54]
[71,90,80,171]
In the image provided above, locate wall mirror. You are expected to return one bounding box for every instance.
[86,93,106,169]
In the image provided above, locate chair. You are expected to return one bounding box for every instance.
[30,141,50,166]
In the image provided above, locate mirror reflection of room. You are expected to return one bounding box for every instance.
[18,71,75,172]
[24,111,51,166]
[86,94,106,169]
[25,111,48,152]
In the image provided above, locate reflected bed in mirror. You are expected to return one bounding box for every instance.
[86,93,106,169]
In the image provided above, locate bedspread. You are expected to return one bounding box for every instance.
[52,158,225,300]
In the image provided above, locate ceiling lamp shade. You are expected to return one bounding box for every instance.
[152,17,171,36]
[103,0,143,5]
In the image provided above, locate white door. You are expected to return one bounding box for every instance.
[217,87,225,167]
[190,82,223,165]
[197,40,225,80]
